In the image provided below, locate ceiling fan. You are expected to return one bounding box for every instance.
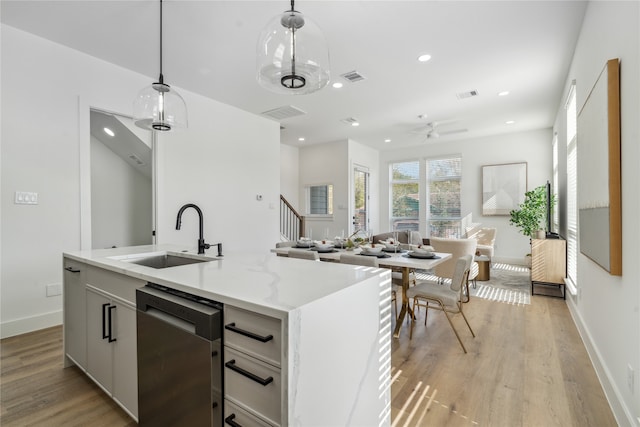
[410,117,468,141]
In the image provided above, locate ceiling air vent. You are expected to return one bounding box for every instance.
[128,154,145,166]
[341,70,366,83]
[261,105,306,121]
[456,90,479,100]
[340,117,360,126]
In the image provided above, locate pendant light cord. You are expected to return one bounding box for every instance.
[159,0,164,84]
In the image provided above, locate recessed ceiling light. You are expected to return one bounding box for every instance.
[332,82,343,89]
[506,120,515,124]
[298,137,305,141]
[384,139,391,143]
[498,91,510,96]
[103,127,115,137]
[417,54,432,62]
[351,122,360,127]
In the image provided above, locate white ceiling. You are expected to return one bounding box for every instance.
[1,0,587,150]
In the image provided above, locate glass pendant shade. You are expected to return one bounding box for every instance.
[257,9,330,95]
[133,0,187,132]
[133,79,188,131]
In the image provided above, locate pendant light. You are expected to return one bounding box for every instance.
[257,0,330,95]
[133,0,187,131]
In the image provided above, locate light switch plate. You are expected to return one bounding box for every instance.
[15,191,38,204]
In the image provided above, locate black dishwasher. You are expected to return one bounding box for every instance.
[136,283,223,427]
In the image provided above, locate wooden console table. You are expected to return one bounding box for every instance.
[531,238,567,299]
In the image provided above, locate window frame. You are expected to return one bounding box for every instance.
[426,156,463,239]
[305,183,334,217]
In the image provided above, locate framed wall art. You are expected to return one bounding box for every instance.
[482,162,527,216]
[577,58,621,275]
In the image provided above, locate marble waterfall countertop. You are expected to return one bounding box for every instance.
[64,244,389,318]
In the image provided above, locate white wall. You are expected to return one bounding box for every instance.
[379,128,552,264]
[90,136,152,249]
[298,140,379,239]
[280,144,300,209]
[0,24,280,337]
[556,2,639,425]
[299,140,348,238]
[155,92,280,252]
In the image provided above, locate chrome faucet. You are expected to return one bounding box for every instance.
[175,203,223,256]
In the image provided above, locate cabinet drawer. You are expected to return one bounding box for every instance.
[224,347,281,426]
[224,401,274,427]
[86,265,145,304]
[224,306,281,366]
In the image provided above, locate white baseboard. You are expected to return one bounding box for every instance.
[566,298,637,427]
[0,310,62,339]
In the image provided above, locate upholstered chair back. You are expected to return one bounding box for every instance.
[430,237,477,280]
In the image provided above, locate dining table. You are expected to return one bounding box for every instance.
[271,245,451,338]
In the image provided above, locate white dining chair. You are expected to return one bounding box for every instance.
[340,253,399,316]
[406,254,476,353]
[287,248,320,261]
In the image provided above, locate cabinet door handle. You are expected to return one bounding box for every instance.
[65,266,81,273]
[224,414,242,427]
[101,303,110,339]
[224,322,273,343]
[107,305,117,343]
[225,360,273,386]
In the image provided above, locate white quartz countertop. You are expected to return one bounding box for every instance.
[64,244,389,318]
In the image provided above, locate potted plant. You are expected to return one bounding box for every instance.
[509,185,556,266]
[509,185,549,239]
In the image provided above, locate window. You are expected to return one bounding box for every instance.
[566,83,578,288]
[307,184,333,215]
[390,161,420,231]
[427,156,462,238]
[353,167,370,231]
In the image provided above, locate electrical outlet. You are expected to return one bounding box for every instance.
[46,283,62,297]
[628,364,635,394]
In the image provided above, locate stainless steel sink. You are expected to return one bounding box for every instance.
[126,254,211,269]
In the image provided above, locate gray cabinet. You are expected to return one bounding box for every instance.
[85,286,139,419]
[63,260,143,421]
[63,258,87,369]
[224,305,283,426]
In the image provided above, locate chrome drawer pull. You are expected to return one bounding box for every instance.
[225,414,242,427]
[225,322,273,343]
[225,359,273,386]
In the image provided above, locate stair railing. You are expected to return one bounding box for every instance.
[280,195,305,241]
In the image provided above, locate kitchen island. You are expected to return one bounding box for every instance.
[63,244,392,426]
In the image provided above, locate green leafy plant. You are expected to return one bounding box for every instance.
[509,185,556,238]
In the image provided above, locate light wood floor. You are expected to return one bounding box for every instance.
[1,294,616,426]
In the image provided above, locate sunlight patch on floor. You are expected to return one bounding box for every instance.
[391,378,480,426]
[492,262,529,273]
[474,283,530,306]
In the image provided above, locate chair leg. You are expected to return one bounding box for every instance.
[409,300,416,340]
[442,309,467,353]
[458,304,476,337]
[424,304,428,325]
